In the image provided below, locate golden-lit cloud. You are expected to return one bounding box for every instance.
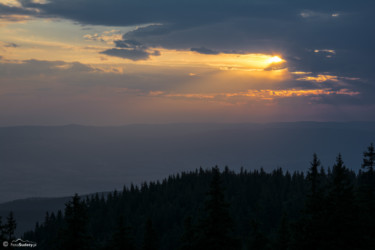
[0,1,42,26]
[0,17,287,74]
[0,14,32,25]
[83,30,122,45]
[148,88,360,102]
[124,49,287,73]
[291,71,312,75]
[30,0,48,4]
[0,0,22,7]
[313,49,336,58]
[314,49,335,54]
[0,14,364,123]
[296,74,338,82]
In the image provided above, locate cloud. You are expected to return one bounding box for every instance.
[0,59,97,77]
[191,47,219,55]
[296,74,338,83]
[19,0,373,26]
[299,10,338,19]
[0,57,194,92]
[83,30,122,45]
[100,48,151,61]
[0,41,19,49]
[4,42,19,47]
[152,88,360,103]
[0,2,33,15]
[114,39,142,48]
[100,38,160,61]
[0,56,371,125]
[1,0,373,123]
[15,1,374,74]
[0,1,48,26]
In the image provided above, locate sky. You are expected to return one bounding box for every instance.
[1,0,374,125]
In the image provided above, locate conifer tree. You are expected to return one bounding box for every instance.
[0,216,5,243]
[324,154,358,249]
[362,143,375,173]
[142,218,158,250]
[58,194,91,250]
[5,212,16,242]
[307,153,321,196]
[292,154,326,250]
[107,215,136,250]
[195,167,239,250]
[247,220,270,250]
[358,143,375,248]
[179,216,195,250]
[274,213,290,250]
[294,154,360,250]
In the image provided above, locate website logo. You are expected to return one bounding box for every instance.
[3,239,38,248]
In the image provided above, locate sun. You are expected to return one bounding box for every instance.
[268,56,283,64]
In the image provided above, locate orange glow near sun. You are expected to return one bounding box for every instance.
[267,56,284,64]
[135,49,287,73]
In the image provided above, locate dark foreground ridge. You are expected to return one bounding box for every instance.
[1,143,372,249]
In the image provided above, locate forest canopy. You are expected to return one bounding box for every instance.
[4,143,373,249]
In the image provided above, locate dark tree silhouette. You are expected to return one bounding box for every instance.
[293,154,327,250]
[179,216,195,250]
[323,154,359,249]
[142,218,158,250]
[106,215,136,250]
[247,220,270,250]
[362,143,375,172]
[274,213,290,250]
[22,153,375,250]
[0,216,5,243]
[58,194,91,250]
[358,143,375,248]
[5,212,16,242]
[293,154,359,250]
[195,166,240,250]
[307,153,321,196]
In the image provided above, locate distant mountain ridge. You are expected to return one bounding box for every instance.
[0,193,109,235]
[1,122,374,203]
[0,196,70,235]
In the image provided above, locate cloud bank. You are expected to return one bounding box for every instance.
[0,0,374,124]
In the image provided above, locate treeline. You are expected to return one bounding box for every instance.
[0,212,17,245]
[17,143,375,249]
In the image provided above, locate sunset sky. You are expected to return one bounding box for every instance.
[1,0,374,125]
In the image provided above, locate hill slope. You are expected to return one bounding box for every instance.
[1,122,374,203]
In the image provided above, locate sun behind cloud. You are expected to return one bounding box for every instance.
[267,56,283,64]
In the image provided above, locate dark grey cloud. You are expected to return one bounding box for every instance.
[114,39,141,48]
[4,42,19,48]
[191,47,219,55]
[18,0,374,26]
[100,48,150,61]
[101,39,159,61]
[0,2,43,23]
[0,3,38,16]
[19,0,287,26]
[0,57,196,92]
[0,59,96,77]
[14,0,375,98]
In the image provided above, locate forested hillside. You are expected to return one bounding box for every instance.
[2,122,375,203]
[5,144,374,249]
